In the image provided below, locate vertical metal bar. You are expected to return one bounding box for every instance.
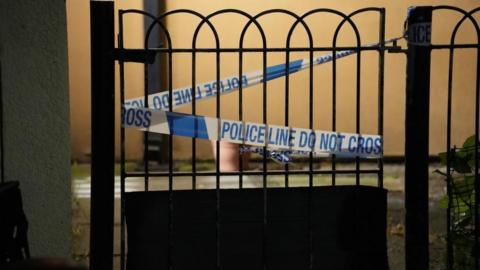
[331,41,337,186]
[445,35,455,270]
[239,50,244,189]
[308,52,313,188]
[404,6,432,270]
[308,37,314,270]
[118,10,126,270]
[474,40,480,270]
[377,10,385,188]
[143,46,150,192]
[167,46,174,270]
[215,48,221,270]
[262,44,268,270]
[89,2,115,270]
[191,46,197,190]
[0,61,4,184]
[284,42,290,188]
[168,47,174,270]
[355,39,362,186]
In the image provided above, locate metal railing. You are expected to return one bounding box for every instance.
[117,7,387,270]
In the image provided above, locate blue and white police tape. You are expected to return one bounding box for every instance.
[124,52,351,110]
[122,106,383,158]
[240,146,293,164]
[240,146,368,164]
[124,37,402,111]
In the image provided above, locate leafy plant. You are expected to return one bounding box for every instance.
[437,135,479,269]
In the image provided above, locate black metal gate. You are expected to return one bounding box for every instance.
[88,3,480,270]
[116,6,388,270]
[414,6,480,270]
[404,5,480,270]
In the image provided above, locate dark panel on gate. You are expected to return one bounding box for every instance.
[171,191,217,270]
[125,192,170,270]
[220,189,264,270]
[266,189,309,270]
[312,187,388,269]
[125,186,387,270]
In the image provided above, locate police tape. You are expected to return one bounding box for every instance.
[124,50,355,110]
[239,146,364,164]
[124,37,402,111]
[122,38,403,158]
[240,146,293,164]
[122,107,383,158]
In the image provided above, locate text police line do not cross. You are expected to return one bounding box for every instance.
[117,40,404,157]
[121,107,382,158]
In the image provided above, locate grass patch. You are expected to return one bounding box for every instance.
[176,161,216,172]
[71,162,137,179]
[267,175,381,187]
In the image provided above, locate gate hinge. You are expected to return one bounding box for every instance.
[113,49,157,64]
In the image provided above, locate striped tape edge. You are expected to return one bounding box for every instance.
[122,107,383,158]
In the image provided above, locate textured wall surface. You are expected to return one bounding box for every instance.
[67,0,145,162]
[0,0,71,257]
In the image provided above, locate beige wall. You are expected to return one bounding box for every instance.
[68,0,480,161]
[67,0,145,162]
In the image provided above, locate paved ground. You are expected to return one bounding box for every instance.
[71,162,447,270]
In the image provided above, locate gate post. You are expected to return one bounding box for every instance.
[90,1,115,270]
[405,6,432,270]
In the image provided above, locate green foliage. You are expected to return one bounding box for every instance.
[437,135,479,269]
[439,195,449,209]
[439,135,478,173]
[451,232,477,270]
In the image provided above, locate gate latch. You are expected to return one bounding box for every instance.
[113,49,157,64]
[387,40,407,54]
